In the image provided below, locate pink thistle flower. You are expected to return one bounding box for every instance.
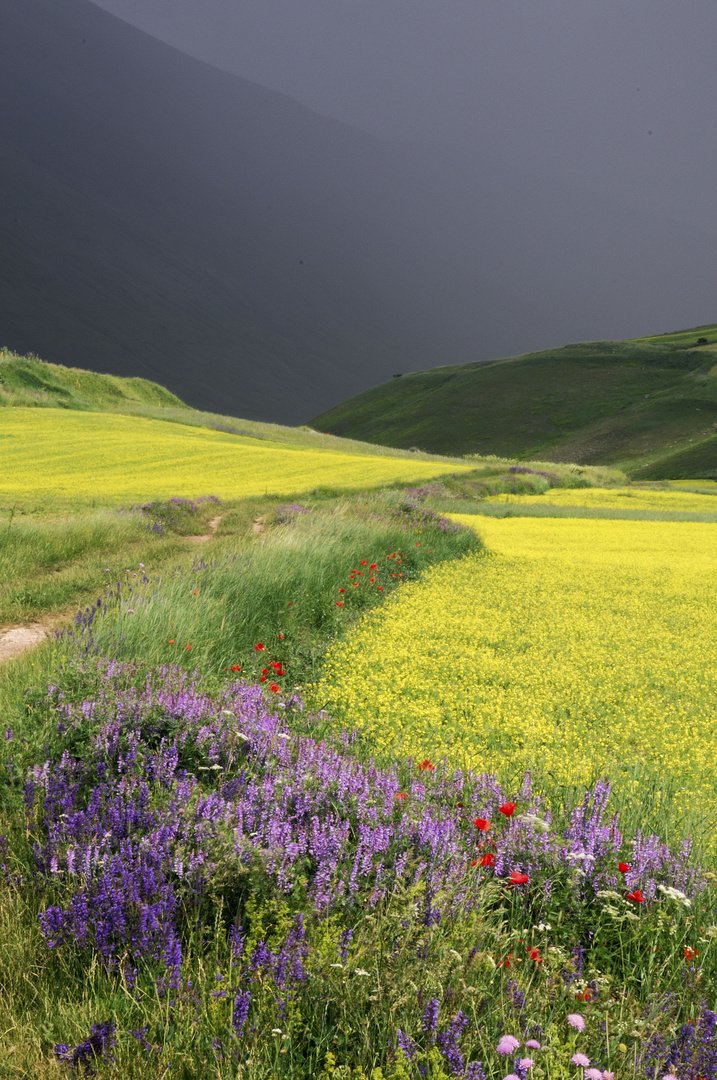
[571,1053,590,1067]
[496,1035,521,1055]
[602,1073,615,1080]
[518,1058,535,1070]
[585,1071,603,1080]
[525,1040,542,1050]
[503,1075,521,1080]
[568,1013,586,1032]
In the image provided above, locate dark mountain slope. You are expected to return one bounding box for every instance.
[2,0,717,423]
[0,0,466,422]
[311,328,717,476]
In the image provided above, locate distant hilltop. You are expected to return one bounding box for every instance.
[311,325,717,480]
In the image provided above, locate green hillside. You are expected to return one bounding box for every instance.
[0,350,184,411]
[0,349,465,464]
[311,325,717,478]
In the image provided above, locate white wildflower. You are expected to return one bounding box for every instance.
[657,884,691,908]
[517,813,549,834]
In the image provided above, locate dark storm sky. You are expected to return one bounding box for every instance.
[89,0,717,239]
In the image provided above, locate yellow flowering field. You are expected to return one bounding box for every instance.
[312,514,717,836]
[490,485,717,513]
[0,409,471,501]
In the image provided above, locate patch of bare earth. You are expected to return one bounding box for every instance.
[0,623,50,663]
[185,515,223,543]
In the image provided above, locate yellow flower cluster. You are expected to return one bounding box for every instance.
[491,485,717,513]
[0,409,471,501]
[312,514,717,837]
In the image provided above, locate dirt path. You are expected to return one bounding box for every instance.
[0,622,51,663]
[0,512,253,664]
[186,515,223,543]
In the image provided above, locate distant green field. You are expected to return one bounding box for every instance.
[311,325,717,477]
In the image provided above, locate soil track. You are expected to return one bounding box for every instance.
[1,514,235,664]
[0,623,50,663]
[185,515,223,543]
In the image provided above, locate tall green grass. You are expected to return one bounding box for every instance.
[56,494,480,686]
[0,502,217,624]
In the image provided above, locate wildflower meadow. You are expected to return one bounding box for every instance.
[1,454,716,1078]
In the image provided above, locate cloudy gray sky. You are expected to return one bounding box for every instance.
[90,0,717,239]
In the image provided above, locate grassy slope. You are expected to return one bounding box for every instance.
[310,325,717,477]
[0,351,466,464]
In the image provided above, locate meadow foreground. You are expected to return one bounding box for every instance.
[0,434,715,1078]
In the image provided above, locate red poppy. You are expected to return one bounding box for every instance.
[353,583,360,588]
[398,573,403,578]
[394,792,407,800]
[626,890,645,903]
[270,683,279,693]
[684,946,699,960]
[618,862,630,873]
[185,644,191,650]
[168,640,175,644]
[377,586,383,590]
[528,947,541,961]
[418,759,435,771]
[370,563,377,569]
[288,602,293,607]
[261,668,269,675]
[370,577,375,583]
[193,589,199,595]
[471,859,478,867]
[277,633,284,639]
[260,676,267,682]
[509,870,529,885]
[474,818,490,832]
[231,665,241,671]
[339,588,346,593]
[255,643,265,651]
[391,573,396,578]
[499,802,517,817]
[480,852,495,866]
[336,601,343,607]
[361,560,367,565]
[416,542,420,546]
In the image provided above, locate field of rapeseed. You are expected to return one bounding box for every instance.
[0,409,472,501]
[312,513,717,847]
[485,486,717,514]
